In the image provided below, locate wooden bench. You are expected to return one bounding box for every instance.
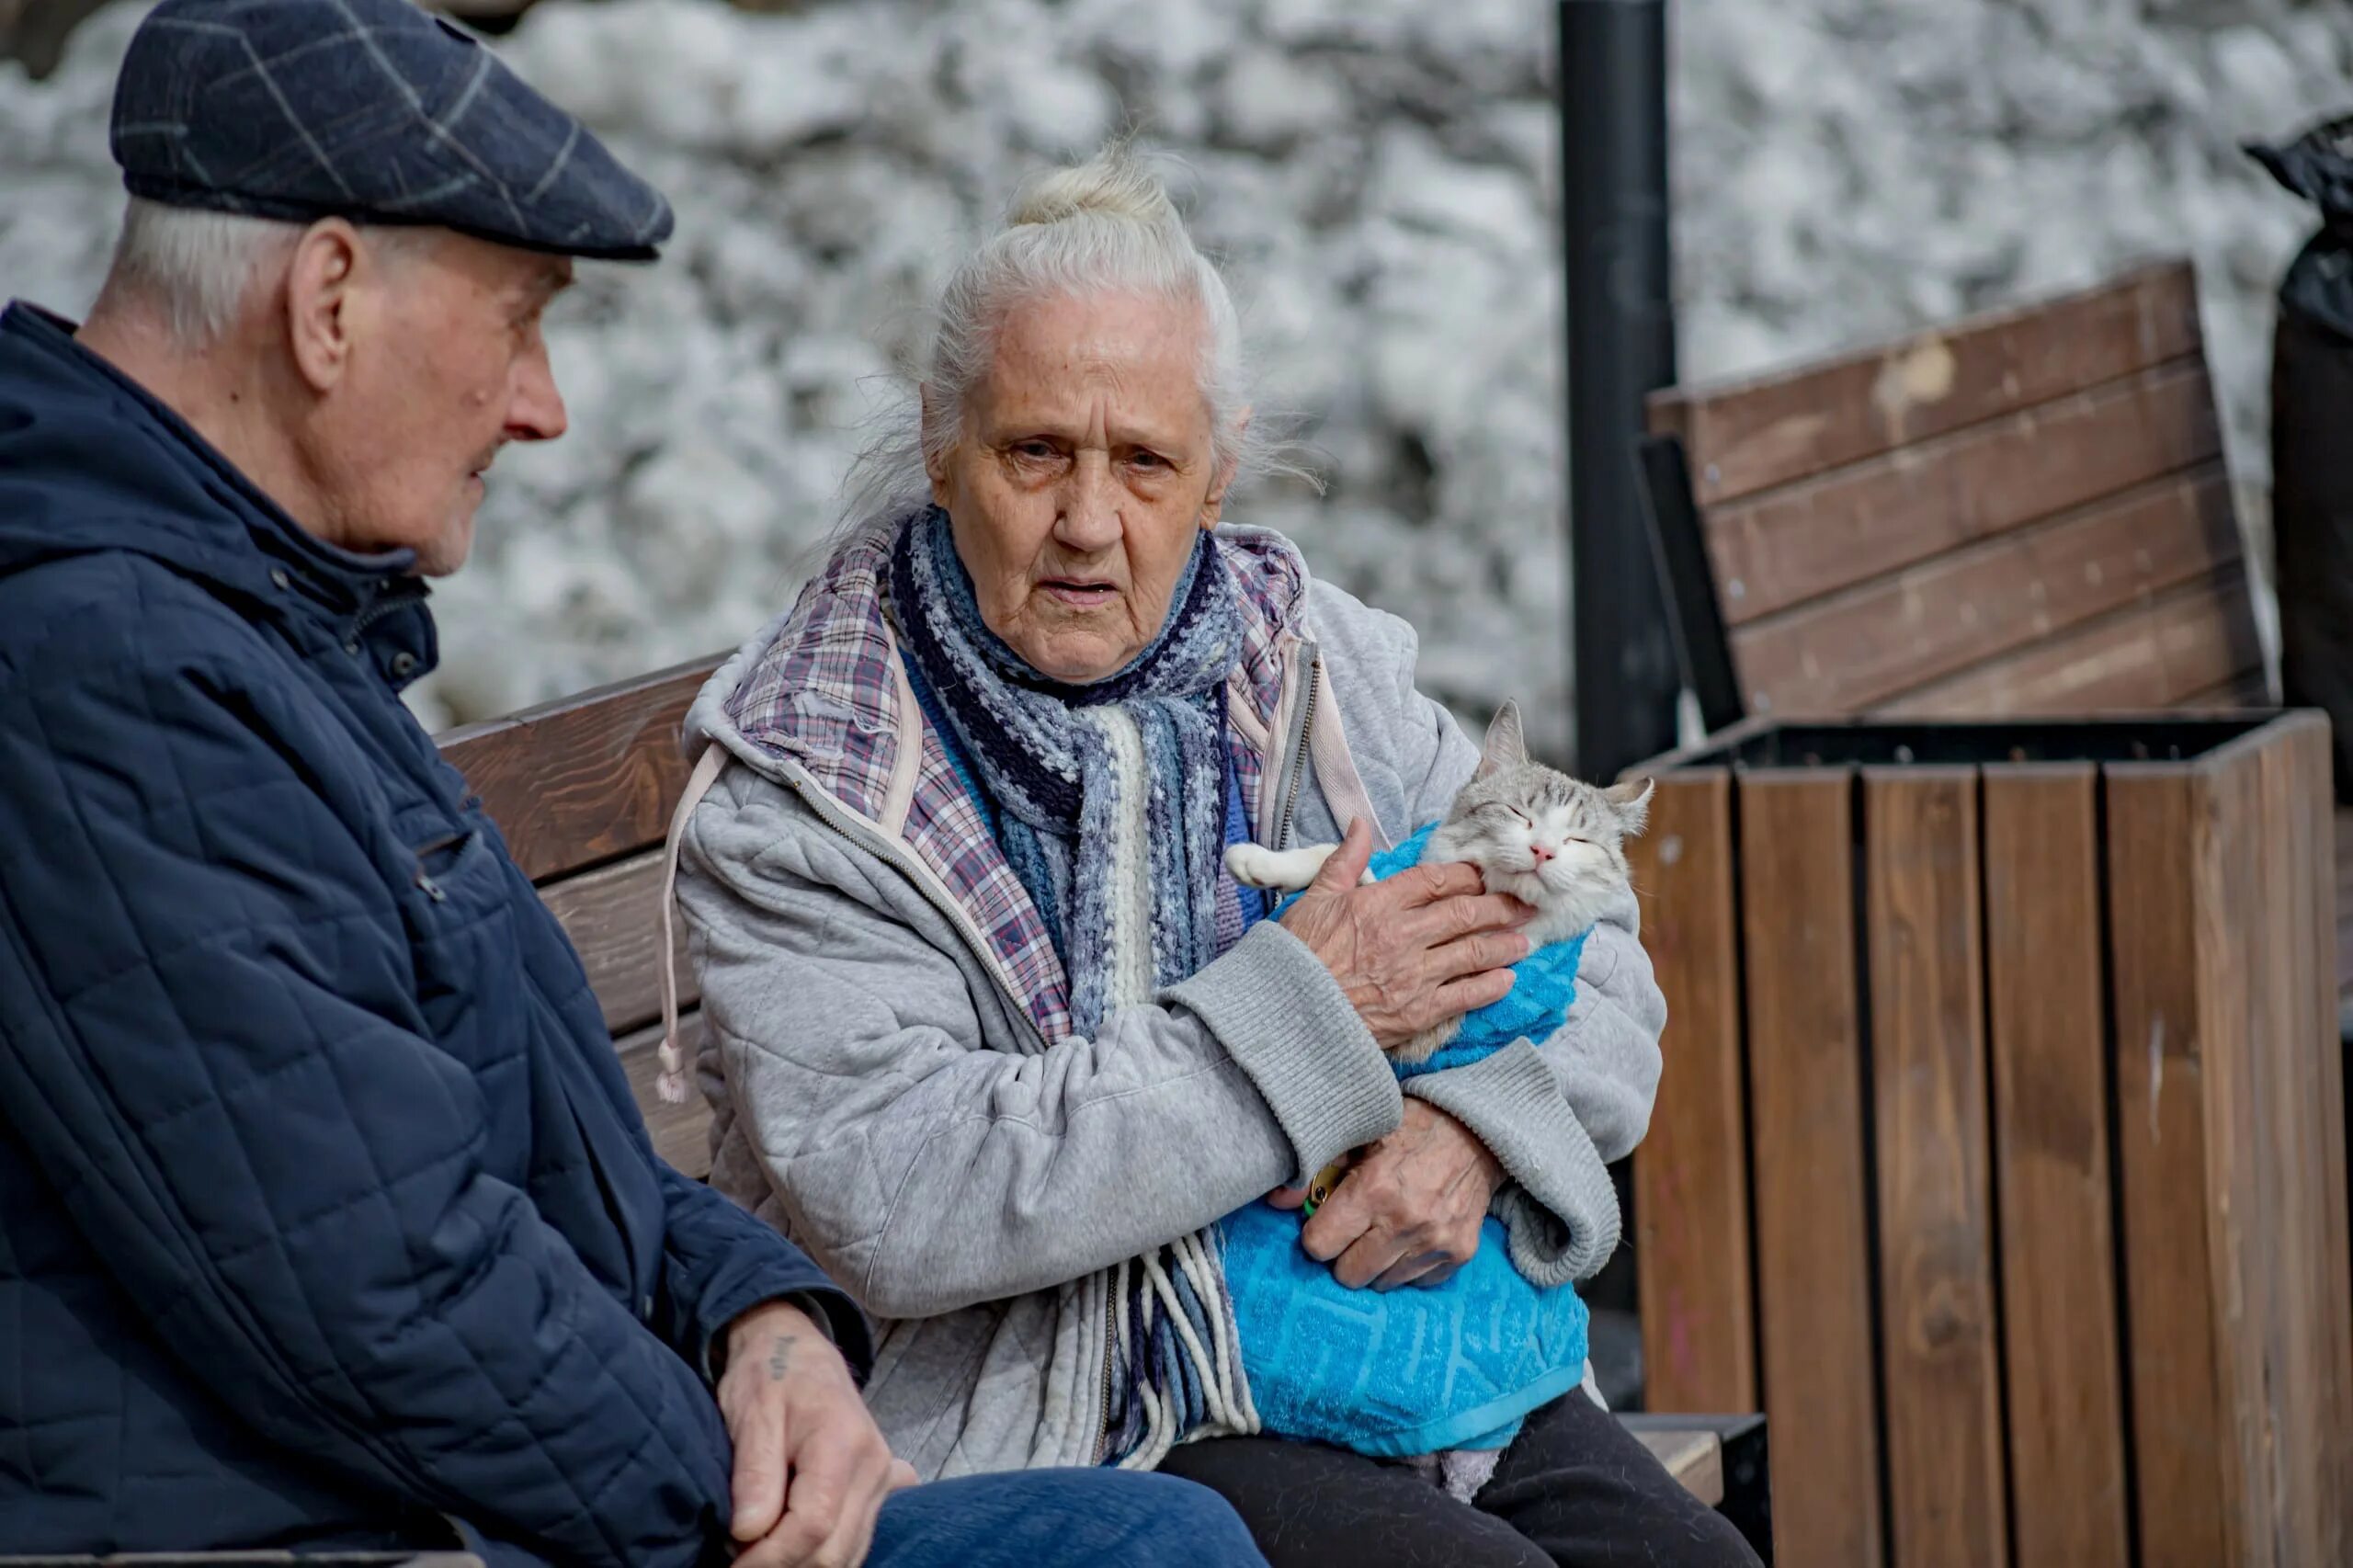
[1640,257,2267,727]
[429,656,1767,1543]
[1643,252,2352,1127]
[1629,262,2353,1565]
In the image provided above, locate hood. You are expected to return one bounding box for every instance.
[0,302,434,677]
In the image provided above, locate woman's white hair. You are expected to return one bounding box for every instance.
[101,197,430,349]
[839,142,1313,537]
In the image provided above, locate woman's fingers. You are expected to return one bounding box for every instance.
[1425,929,1532,983]
[1385,859,1487,905]
[1402,891,1531,949]
[1371,1249,1453,1292]
[1308,817,1374,893]
[1431,968,1517,1017]
[1331,1227,1415,1290]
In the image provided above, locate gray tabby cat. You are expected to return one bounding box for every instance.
[1225,699,1654,1062]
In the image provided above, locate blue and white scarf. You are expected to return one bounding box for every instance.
[889,506,1242,1038]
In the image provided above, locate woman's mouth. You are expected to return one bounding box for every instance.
[1040,578,1119,609]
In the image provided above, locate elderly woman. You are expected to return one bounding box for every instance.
[668,149,1756,1568]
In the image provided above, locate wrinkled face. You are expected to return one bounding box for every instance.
[314,231,571,575]
[926,289,1233,683]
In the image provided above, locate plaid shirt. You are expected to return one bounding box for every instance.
[725,525,1308,1047]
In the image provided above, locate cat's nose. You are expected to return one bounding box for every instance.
[1529,843,1554,864]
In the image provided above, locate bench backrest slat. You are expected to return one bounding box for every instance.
[438,655,719,884]
[1646,259,2265,721]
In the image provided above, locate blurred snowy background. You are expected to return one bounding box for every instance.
[5,0,2349,754]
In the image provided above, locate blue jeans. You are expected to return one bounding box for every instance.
[869,1468,1267,1567]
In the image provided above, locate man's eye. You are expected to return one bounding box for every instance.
[1014,441,1057,460]
[1130,450,1167,470]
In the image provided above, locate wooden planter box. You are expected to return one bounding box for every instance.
[1624,711,2352,1568]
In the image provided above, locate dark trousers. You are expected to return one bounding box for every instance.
[1158,1390,1762,1568]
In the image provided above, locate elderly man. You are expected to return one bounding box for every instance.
[0,5,1268,1567]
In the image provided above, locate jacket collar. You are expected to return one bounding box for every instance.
[0,301,438,689]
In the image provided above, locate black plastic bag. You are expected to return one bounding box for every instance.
[2252,114,2353,343]
[2252,112,2353,803]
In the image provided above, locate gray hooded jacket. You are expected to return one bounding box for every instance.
[671,525,1665,1480]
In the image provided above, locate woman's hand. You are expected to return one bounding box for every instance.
[1270,1100,1504,1289]
[1278,819,1532,1051]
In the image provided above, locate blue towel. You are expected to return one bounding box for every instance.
[1224,824,1592,1455]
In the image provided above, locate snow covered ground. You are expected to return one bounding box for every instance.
[5,0,2348,753]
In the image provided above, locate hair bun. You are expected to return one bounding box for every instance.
[1006,144,1180,230]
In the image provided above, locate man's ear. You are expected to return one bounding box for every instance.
[1202,407,1249,530]
[1605,776,1655,837]
[920,384,955,510]
[283,219,364,394]
[1478,699,1528,778]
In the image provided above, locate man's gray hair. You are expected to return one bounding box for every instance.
[102,197,433,349]
[841,143,1312,535]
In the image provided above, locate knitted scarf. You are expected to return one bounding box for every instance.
[889,506,1242,1039]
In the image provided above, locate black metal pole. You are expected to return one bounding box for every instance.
[1560,0,1680,779]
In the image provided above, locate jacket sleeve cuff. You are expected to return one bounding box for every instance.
[1161,920,1402,1184]
[696,1273,876,1388]
[1402,1039,1620,1286]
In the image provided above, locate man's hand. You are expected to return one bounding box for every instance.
[1278,819,1531,1051]
[1275,1101,1504,1290]
[717,1300,917,1568]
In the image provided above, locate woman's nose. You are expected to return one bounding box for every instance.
[1054,457,1121,551]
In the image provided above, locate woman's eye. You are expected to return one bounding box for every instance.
[1129,450,1167,471]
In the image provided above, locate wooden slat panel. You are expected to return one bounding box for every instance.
[615,1012,713,1180]
[1629,772,1757,1413]
[2172,674,2273,710]
[540,848,694,1037]
[1706,359,2222,627]
[1863,768,2008,1568]
[1876,567,2259,720]
[438,654,721,883]
[2337,805,2353,1018]
[1981,766,2131,1568]
[1651,260,2201,506]
[2106,764,2231,1567]
[2189,741,2276,1567]
[2241,720,2353,1562]
[1736,769,1885,1568]
[1733,465,2239,715]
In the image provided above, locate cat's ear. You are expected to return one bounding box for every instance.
[1605,776,1654,836]
[1478,700,1529,778]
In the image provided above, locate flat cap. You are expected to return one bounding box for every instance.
[109,0,673,261]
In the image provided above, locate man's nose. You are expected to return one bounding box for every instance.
[1053,454,1121,552]
[506,343,569,444]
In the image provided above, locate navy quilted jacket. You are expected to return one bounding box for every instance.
[0,303,870,1565]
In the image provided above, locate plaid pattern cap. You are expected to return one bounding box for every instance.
[110,0,673,261]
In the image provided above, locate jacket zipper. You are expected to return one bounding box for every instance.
[343,582,426,654]
[1097,1280,1118,1463]
[1273,645,1321,851]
